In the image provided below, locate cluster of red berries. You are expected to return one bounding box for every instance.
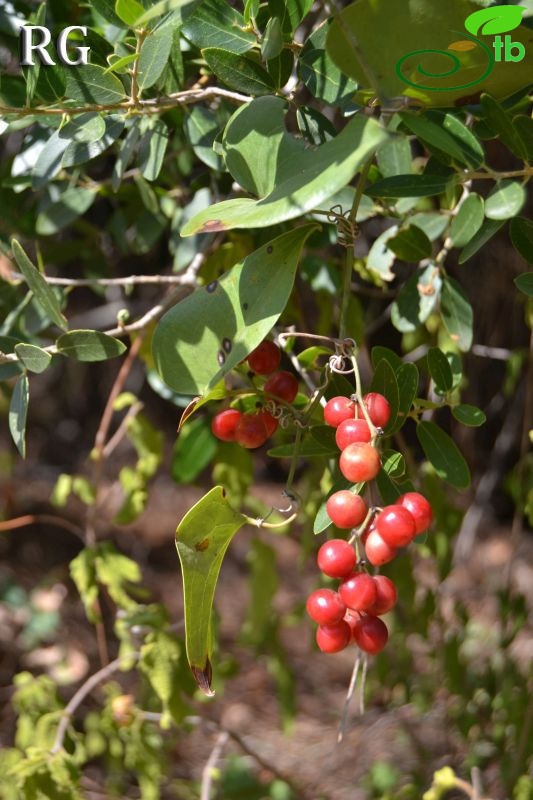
[211,340,298,449]
[306,390,433,655]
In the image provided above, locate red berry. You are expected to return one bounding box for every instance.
[326,491,368,529]
[264,371,299,403]
[364,529,397,566]
[258,409,278,437]
[235,413,269,449]
[323,396,355,427]
[317,539,356,579]
[368,576,397,615]
[361,392,390,428]
[352,615,388,654]
[211,409,242,442]
[306,589,346,625]
[376,505,416,548]
[395,492,433,534]
[339,442,381,483]
[339,572,377,612]
[316,621,351,653]
[335,418,371,450]
[247,341,281,375]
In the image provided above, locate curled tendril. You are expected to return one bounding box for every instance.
[327,205,360,249]
[395,30,494,91]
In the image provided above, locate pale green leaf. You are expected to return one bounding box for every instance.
[9,374,29,458]
[56,330,127,361]
[11,240,67,331]
[417,420,470,488]
[138,24,173,90]
[14,343,51,374]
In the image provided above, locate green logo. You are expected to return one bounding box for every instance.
[396,5,526,92]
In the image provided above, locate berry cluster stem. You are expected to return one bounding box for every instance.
[350,355,379,439]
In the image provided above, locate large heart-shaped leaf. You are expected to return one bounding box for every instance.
[153,224,317,395]
[176,486,247,694]
[326,0,533,107]
[180,96,387,235]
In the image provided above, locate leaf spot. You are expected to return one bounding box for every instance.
[199,220,225,233]
[195,537,210,551]
[267,245,273,254]
[217,350,226,366]
[448,40,477,51]
[222,337,232,354]
[206,280,218,293]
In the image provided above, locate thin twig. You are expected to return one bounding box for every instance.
[102,401,144,459]
[8,272,199,288]
[200,731,229,800]
[0,513,85,542]
[337,651,361,743]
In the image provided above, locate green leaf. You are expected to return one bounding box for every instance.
[480,94,528,160]
[299,19,358,107]
[376,468,402,504]
[326,2,533,108]
[36,187,98,236]
[261,16,283,61]
[416,420,470,489]
[9,374,29,458]
[449,193,484,247]
[377,135,412,178]
[387,225,432,262]
[181,97,387,234]
[465,5,524,37]
[91,0,126,26]
[371,346,402,372]
[115,0,144,25]
[182,0,255,54]
[132,0,195,27]
[452,404,486,426]
[390,362,419,434]
[440,277,473,352]
[138,119,169,181]
[139,630,181,726]
[185,106,223,170]
[366,174,453,199]
[70,549,99,622]
[409,212,449,242]
[370,358,399,433]
[61,115,124,168]
[11,240,67,331]
[510,218,533,264]
[153,225,316,395]
[514,272,533,297]
[391,264,442,333]
[175,486,247,692]
[31,130,70,189]
[171,418,217,483]
[14,344,51,374]
[65,64,126,105]
[382,449,405,478]
[138,24,174,90]
[427,347,453,393]
[59,113,106,144]
[399,111,483,169]
[485,180,526,221]
[268,439,337,458]
[202,48,275,95]
[366,225,398,282]
[458,218,505,264]
[512,115,533,162]
[56,330,127,361]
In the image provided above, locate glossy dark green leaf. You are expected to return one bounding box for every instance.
[512,116,533,162]
[452,404,486,427]
[387,225,432,262]
[91,0,127,26]
[382,449,405,478]
[9,374,29,458]
[65,64,127,105]
[267,48,294,89]
[485,180,526,221]
[299,19,358,107]
[458,218,505,264]
[153,225,317,395]
[510,218,533,264]
[182,0,255,54]
[449,193,484,247]
[366,174,454,199]
[376,468,402,504]
[56,330,127,361]
[370,358,399,433]
[400,111,482,168]
[14,343,52,374]
[138,119,169,181]
[11,240,67,331]
[175,486,247,692]
[261,16,283,61]
[427,347,453,393]
[480,94,528,160]
[417,420,470,489]
[202,48,275,95]
[390,362,419,434]
[138,24,174,90]
[296,107,336,145]
[181,97,386,234]
[391,264,442,333]
[440,277,473,352]
[514,272,533,296]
